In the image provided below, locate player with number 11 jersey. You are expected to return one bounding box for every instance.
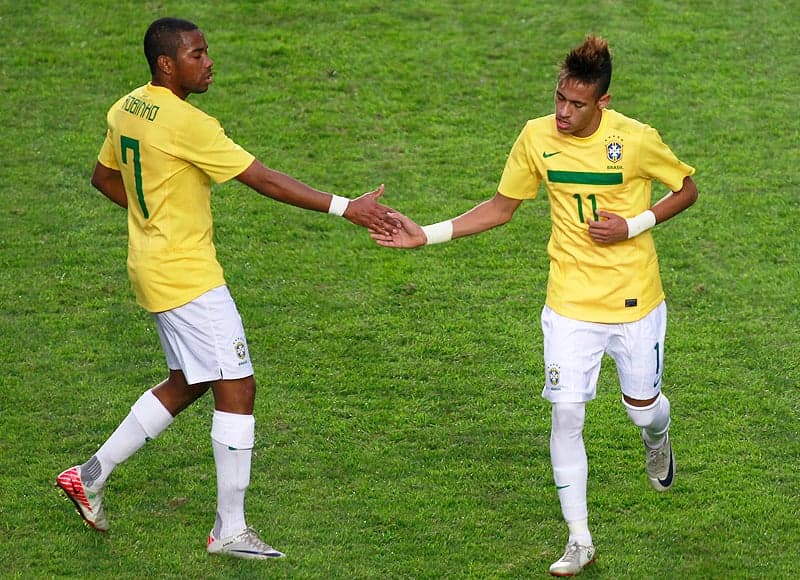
[498,108,695,323]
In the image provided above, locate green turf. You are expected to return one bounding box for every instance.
[1,0,798,577]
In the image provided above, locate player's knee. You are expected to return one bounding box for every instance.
[211,410,255,450]
[623,396,661,428]
[132,389,174,437]
[552,402,586,433]
[213,375,257,413]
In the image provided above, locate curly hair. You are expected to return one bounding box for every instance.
[143,17,199,75]
[559,35,612,98]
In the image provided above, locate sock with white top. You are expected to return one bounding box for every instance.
[550,402,592,546]
[82,389,174,489]
[625,394,671,448]
[211,410,255,539]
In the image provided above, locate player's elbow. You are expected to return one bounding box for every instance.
[680,176,699,207]
[91,163,113,192]
[487,208,515,228]
[90,173,103,192]
[685,184,699,207]
[493,205,519,228]
[90,172,113,199]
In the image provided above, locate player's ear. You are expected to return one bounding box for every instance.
[156,54,173,76]
[597,93,611,110]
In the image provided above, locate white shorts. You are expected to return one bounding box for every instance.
[541,302,666,403]
[153,285,254,385]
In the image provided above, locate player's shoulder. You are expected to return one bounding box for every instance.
[524,114,556,131]
[604,109,657,136]
[514,115,557,145]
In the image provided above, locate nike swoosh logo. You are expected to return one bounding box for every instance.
[555,484,570,490]
[543,151,561,158]
[231,549,282,557]
[658,450,675,488]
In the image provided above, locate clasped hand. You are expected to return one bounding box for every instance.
[344,185,403,235]
[369,211,426,248]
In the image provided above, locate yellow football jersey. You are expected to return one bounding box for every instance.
[498,109,695,323]
[98,83,255,312]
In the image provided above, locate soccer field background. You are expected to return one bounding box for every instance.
[1,0,798,577]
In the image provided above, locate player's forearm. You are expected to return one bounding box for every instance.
[90,164,128,209]
[451,212,504,239]
[100,188,129,209]
[450,194,519,239]
[651,176,698,224]
[262,170,331,211]
[239,161,331,212]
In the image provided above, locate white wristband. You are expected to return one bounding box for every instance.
[625,210,656,239]
[421,220,453,245]
[328,194,350,217]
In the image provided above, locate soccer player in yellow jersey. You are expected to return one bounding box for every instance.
[371,35,698,576]
[56,17,398,560]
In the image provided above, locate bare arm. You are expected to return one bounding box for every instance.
[650,175,699,223]
[371,192,523,248]
[235,159,396,233]
[91,161,127,208]
[451,192,524,237]
[587,175,698,244]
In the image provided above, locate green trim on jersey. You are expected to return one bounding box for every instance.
[547,170,623,185]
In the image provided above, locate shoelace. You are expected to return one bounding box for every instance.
[648,445,667,464]
[241,528,277,553]
[561,543,583,562]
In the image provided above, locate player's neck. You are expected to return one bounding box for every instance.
[151,77,188,100]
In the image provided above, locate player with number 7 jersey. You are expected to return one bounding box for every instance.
[58,17,398,561]
[98,82,254,313]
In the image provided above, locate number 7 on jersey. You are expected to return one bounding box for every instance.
[121,136,149,218]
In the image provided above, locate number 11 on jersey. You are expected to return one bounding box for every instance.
[573,193,598,223]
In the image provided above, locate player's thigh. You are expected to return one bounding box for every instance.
[609,301,667,400]
[541,306,607,403]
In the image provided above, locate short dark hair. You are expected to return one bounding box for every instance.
[143,17,199,75]
[559,35,612,98]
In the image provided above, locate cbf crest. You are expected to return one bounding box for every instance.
[548,364,561,388]
[233,337,248,365]
[605,135,623,164]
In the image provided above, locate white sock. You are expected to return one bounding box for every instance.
[550,402,592,546]
[211,410,255,539]
[83,389,173,489]
[625,394,671,448]
[567,518,592,546]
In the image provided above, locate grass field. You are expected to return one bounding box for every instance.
[1,0,799,578]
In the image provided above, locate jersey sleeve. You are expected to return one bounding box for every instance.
[177,113,255,184]
[97,129,119,170]
[497,123,541,200]
[639,125,695,192]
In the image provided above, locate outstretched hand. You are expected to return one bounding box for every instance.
[369,211,427,248]
[343,184,400,234]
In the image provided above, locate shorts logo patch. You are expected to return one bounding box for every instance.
[233,338,248,363]
[548,364,561,388]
